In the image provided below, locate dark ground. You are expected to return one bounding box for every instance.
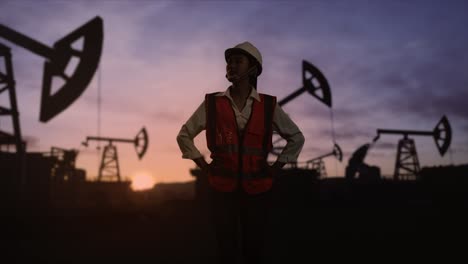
[3,172,468,263]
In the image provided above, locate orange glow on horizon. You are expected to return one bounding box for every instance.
[130,171,156,191]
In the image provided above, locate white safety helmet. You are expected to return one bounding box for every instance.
[225,41,263,76]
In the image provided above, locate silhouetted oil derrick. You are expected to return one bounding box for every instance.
[304,143,342,178]
[0,17,102,188]
[373,116,452,180]
[0,43,24,157]
[345,143,381,181]
[271,61,333,158]
[82,127,148,182]
[43,147,86,183]
[0,16,103,122]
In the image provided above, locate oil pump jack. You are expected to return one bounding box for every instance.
[0,17,103,186]
[0,42,24,154]
[277,60,332,107]
[82,127,149,182]
[304,143,342,178]
[270,61,339,175]
[271,61,332,156]
[372,115,452,180]
[345,142,381,181]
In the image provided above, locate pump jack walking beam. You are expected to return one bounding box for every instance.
[0,16,103,122]
[271,61,332,157]
[278,60,332,107]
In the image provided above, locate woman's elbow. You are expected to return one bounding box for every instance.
[176,133,185,145]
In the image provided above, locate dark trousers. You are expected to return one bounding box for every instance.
[209,188,272,264]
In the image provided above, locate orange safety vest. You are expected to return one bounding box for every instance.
[205,92,276,194]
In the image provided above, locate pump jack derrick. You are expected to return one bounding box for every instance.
[42,147,86,183]
[82,127,149,182]
[304,143,342,178]
[271,61,332,156]
[0,17,103,185]
[270,61,339,176]
[373,116,452,180]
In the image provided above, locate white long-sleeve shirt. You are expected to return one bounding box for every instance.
[176,86,305,163]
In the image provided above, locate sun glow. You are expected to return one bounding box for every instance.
[130,171,156,191]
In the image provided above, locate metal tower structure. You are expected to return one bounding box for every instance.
[373,116,452,180]
[305,143,342,178]
[0,16,103,122]
[0,17,103,187]
[0,43,24,154]
[82,127,148,182]
[45,147,85,182]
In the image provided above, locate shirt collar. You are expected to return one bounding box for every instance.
[220,85,261,102]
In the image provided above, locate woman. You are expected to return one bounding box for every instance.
[177,41,304,264]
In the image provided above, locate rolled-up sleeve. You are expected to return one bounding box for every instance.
[272,103,305,163]
[176,101,206,159]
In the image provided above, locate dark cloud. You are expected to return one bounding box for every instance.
[311,121,375,142]
[384,87,468,122]
[262,0,468,154]
[373,142,396,151]
[301,145,329,155]
[335,128,374,142]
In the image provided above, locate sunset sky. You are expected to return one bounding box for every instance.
[1,0,467,185]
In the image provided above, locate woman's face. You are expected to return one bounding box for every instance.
[226,53,250,80]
